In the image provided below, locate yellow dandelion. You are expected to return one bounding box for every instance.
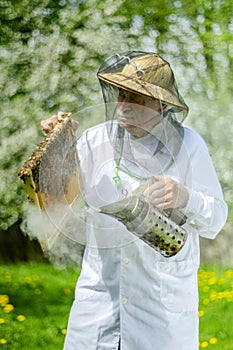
[209,337,218,345]
[17,315,26,322]
[225,270,233,278]
[217,291,228,301]
[201,341,209,348]
[0,339,7,344]
[203,298,210,305]
[208,277,217,285]
[4,304,14,313]
[0,318,5,324]
[32,274,39,281]
[210,291,217,301]
[61,329,67,335]
[5,272,11,281]
[0,295,9,306]
[64,288,72,295]
[24,276,32,283]
[198,310,205,317]
[34,289,41,295]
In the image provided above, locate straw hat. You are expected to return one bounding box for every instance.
[97,54,186,111]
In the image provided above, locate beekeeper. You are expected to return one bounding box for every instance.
[41,51,228,350]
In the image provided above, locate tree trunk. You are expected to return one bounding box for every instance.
[0,220,46,263]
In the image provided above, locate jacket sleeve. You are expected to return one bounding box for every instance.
[181,130,228,239]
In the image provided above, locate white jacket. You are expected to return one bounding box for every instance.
[64,121,227,350]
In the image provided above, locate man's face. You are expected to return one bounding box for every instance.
[116,89,163,138]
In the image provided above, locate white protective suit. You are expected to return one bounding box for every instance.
[64,119,228,350]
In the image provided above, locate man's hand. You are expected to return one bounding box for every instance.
[40,111,79,135]
[143,175,189,210]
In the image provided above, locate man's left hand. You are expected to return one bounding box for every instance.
[143,175,189,210]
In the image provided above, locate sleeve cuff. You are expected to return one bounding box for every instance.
[182,189,203,216]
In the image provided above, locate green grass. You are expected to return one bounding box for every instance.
[0,263,79,349]
[198,265,233,349]
[0,263,233,349]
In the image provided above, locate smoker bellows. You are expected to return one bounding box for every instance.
[100,195,187,257]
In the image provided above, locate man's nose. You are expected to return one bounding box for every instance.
[118,103,133,118]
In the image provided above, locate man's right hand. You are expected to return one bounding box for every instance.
[40,111,79,135]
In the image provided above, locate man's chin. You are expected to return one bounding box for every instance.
[120,124,148,138]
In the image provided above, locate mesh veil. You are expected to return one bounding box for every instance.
[97,51,189,184]
[98,51,188,124]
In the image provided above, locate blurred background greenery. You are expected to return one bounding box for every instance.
[0,0,233,264]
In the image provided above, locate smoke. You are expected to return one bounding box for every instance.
[20,201,86,268]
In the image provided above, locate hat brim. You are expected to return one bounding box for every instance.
[98,72,187,111]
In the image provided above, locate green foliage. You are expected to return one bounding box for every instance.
[0,0,233,230]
